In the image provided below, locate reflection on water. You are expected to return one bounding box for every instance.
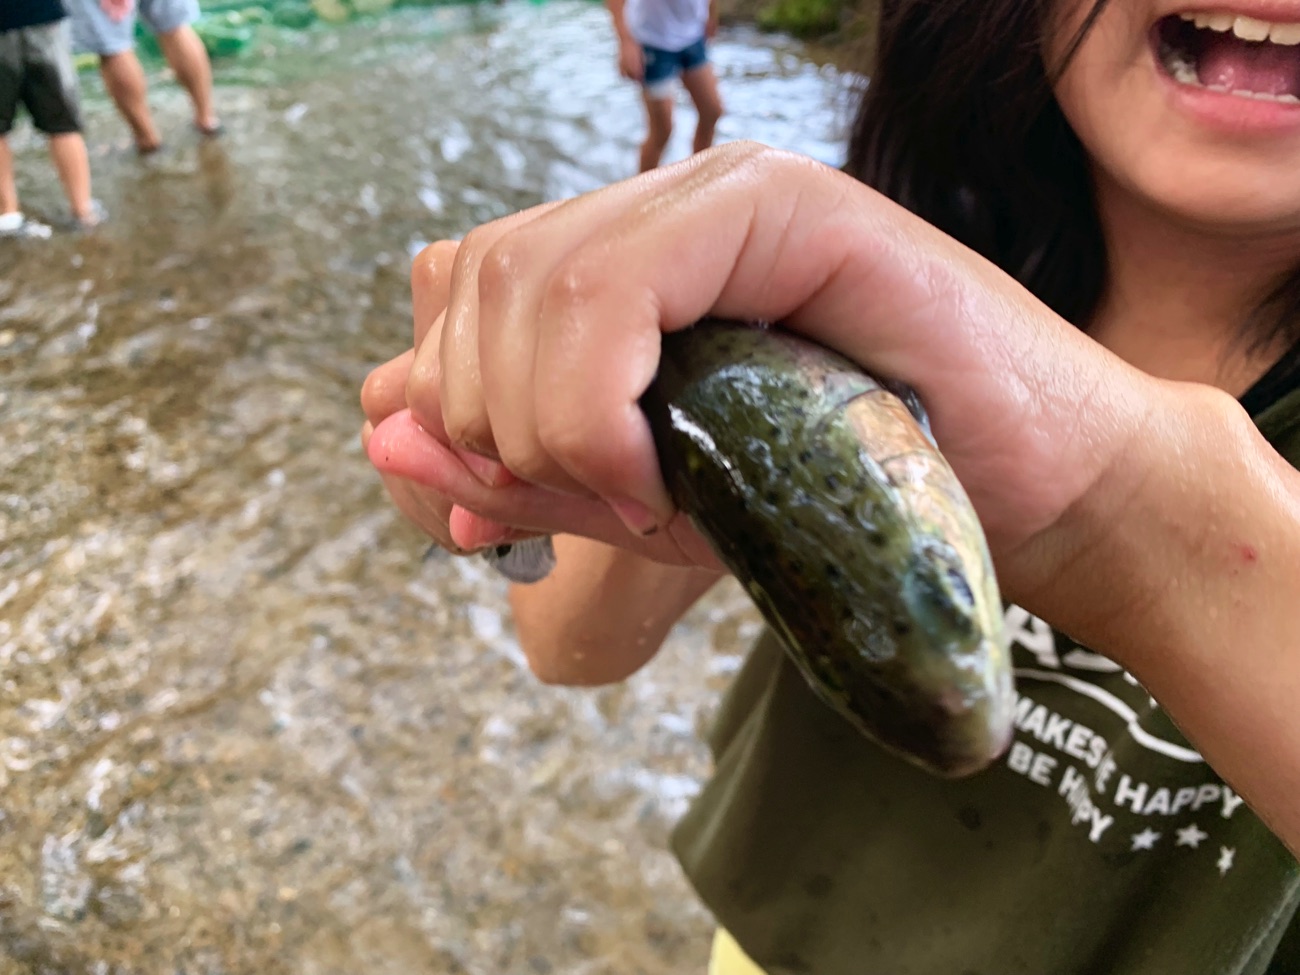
[0,4,854,971]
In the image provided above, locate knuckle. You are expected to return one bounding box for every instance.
[457,223,499,271]
[542,255,605,312]
[410,239,458,288]
[477,235,526,301]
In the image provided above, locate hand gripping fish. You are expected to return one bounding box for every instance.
[483,319,1014,778]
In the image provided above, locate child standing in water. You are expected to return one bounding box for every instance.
[607,0,724,172]
[64,0,220,154]
[0,0,102,235]
[363,0,1300,971]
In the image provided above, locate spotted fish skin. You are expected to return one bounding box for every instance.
[639,320,1013,777]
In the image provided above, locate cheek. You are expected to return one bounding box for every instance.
[1050,5,1169,187]
[1051,1,1152,123]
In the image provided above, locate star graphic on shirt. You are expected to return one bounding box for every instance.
[1175,823,1209,849]
[1218,847,1236,876]
[1130,828,1161,851]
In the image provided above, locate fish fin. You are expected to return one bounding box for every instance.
[482,536,557,584]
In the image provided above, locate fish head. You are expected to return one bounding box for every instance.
[895,536,1014,775]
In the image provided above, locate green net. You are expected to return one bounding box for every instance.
[120,0,496,62]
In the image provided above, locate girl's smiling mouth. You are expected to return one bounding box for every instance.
[1156,9,1300,102]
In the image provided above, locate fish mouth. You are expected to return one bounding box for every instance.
[1154,10,1300,103]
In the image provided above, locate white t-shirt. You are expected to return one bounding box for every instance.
[626,0,709,52]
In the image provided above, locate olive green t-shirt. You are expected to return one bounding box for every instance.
[673,377,1300,975]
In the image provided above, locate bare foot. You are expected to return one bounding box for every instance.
[73,200,108,230]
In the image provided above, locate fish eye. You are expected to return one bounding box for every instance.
[904,541,980,639]
[945,565,974,611]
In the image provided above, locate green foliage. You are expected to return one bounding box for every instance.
[755,0,845,38]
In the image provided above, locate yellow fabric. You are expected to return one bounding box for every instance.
[709,929,768,975]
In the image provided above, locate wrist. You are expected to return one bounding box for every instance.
[1006,377,1242,667]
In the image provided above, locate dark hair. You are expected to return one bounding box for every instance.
[844,0,1300,363]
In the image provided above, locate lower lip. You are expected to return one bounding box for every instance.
[1149,30,1300,134]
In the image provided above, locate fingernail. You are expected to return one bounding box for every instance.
[609,498,660,537]
[449,505,513,551]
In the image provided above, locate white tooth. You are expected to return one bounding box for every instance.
[1208,82,1232,92]
[1192,12,1215,29]
[1233,88,1289,101]
[1173,61,1201,84]
[1180,11,1200,23]
[1232,15,1271,41]
[1206,12,1235,31]
[1278,93,1300,103]
[1269,23,1300,44]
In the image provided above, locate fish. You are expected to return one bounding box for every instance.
[486,319,1014,778]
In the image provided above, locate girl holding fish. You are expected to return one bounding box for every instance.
[362,0,1300,971]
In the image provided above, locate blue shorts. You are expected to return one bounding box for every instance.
[642,37,707,99]
[65,0,200,57]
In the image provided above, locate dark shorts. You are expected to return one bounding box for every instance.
[0,20,84,136]
[642,37,708,98]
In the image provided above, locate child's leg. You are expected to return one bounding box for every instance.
[155,25,218,132]
[640,90,675,173]
[99,51,162,153]
[681,54,723,154]
[637,45,680,173]
[0,31,19,215]
[64,0,163,153]
[47,134,94,221]
[24,21,97,223]
[141,0,218,133]
[0,137,18,215]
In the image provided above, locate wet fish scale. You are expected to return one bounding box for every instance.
[489,319,1014,777]
[639,320,1014,777]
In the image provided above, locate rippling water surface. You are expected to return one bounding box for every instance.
[0,6,856,970]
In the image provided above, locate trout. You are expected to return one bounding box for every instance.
[487,319,1014,777]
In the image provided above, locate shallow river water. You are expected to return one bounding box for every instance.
[0,5,858,971]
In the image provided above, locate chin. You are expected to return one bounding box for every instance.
[1124,162,1300,235]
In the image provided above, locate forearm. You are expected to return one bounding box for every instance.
[1030,380,1300,854]
[605,0,635,43]
[509,534,721,687]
